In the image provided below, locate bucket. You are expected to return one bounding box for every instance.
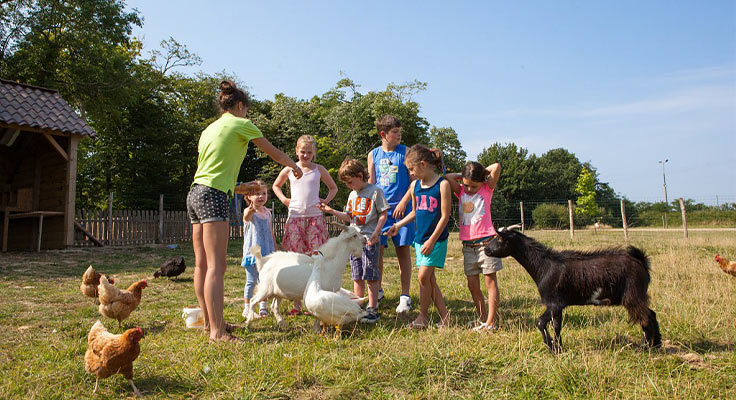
[182,307,204,329]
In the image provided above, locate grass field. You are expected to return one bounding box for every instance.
[1,228,735,399]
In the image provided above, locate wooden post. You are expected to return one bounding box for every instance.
[679,198,688,238]
[157,194,164,243]
[620,199,629,241]
[107,192,113,245]
[568,200,574,239]
[520,201,525,233]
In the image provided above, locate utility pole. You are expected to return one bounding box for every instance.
[658,159,669,228]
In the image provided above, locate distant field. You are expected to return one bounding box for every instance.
[1,229,734,399]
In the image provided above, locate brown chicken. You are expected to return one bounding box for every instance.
[80,265,114,304]
[715,254,736,277]
[84,320,144,397]
[98,276,147,329]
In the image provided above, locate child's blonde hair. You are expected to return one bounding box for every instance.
[338,159,368,183]
[296,135,317,160]
[244,180,268,206]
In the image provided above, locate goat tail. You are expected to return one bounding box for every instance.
[250,245,263,271]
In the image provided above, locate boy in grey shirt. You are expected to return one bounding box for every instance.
[320,159,389,323]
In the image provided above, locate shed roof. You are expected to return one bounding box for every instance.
[0,79,96,137]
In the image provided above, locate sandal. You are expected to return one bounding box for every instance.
[472,322,499,332]
[406,320,428,330]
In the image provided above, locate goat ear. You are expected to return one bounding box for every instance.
[328,222,350,232]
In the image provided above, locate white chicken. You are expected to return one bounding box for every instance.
[303,254,368,338]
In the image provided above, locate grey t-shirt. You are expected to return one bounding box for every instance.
[344,183,390,238]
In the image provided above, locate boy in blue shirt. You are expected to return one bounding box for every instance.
[367,115,415,316]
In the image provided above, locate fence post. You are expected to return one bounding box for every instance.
[679,198,688,238]
[107,192,113,245]
[520,201,525,233]
[620,199,629,241]
[568,200,574,239]
[157,194,164,244]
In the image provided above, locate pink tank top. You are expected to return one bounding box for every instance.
[456,184,497,241]
[288,167,322,217]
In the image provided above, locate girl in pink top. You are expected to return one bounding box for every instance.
[446,161,502,332]
[272,135,338,314]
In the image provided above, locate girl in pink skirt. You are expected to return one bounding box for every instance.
[272,135,338,314]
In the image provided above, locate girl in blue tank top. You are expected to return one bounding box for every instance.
[385,145,451,329]
[240,181,276,319]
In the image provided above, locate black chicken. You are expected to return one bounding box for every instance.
[154,256,186,279]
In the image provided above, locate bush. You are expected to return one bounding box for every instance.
[532,203,569,229]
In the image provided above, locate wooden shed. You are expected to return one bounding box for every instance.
[0,79,95,251]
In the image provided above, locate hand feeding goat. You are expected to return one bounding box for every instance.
[304,253,369,338]
[245,223,367,329]
[483,225,661,353]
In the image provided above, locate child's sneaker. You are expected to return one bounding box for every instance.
[242,303,250,318]
[377,288,385,303]
[395,295,412,315]
[361,307,380,324]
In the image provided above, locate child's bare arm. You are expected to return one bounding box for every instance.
[318,164,338,204]
[444,173,462,195]
[386,181,416,235]
[486,163,501,190]
[272,167,291,207]
[319,203,351,223]
[393,188,413,218]
[369,210,389,245]
[243,204,256,222]
[367,152,376,185]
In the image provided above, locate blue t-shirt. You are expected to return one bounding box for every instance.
[371,144,411,207]
[414,177,449,244]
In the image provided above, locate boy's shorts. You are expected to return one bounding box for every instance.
[186,184,229,224]
[350,243,380,281]
[414,239,448,268]
[462,244,503,276]
[380,207,415,247]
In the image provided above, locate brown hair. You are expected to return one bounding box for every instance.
[462,161,488,182]
[244,180,268,206]
[338,159,368,182]
[218,80,250,112]
[376,115,401,136]
[405,144,444,172]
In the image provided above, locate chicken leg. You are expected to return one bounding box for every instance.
[129,379,142,397]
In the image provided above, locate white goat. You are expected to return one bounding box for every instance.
[304,253,368,338]
[245,224,366,329]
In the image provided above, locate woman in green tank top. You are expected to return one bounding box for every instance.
[187,80,302,343]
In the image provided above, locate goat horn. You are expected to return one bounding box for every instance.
[507,224,522,231]
[328,222,350,231]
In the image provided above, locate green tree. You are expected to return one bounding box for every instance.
[428,126,466,173]
[575,167,599,224]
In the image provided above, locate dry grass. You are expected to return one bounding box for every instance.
[0,229,735,399]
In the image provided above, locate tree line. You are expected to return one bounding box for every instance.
[2,0,730,227]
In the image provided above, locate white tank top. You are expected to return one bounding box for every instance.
[288,167,322,217]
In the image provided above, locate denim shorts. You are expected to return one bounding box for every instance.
[350,243,380,281]
[186,184,229,224]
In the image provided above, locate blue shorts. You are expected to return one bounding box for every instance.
[414,239,448,268]
[380,207,415,247]
[350,243,380,281]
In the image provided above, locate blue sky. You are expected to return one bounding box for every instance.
[125,0,735,203]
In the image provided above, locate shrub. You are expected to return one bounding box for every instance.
[532,203,569,229]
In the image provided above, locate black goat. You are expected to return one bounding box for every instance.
[484,227,661,352]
